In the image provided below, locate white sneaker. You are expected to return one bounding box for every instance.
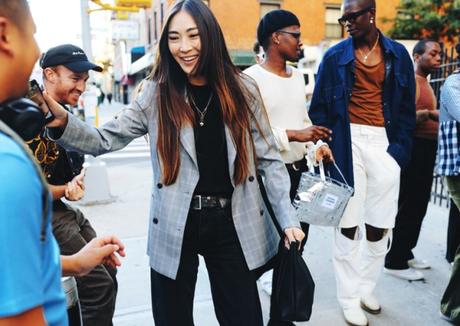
[343,307,368,326]
[258,270,273,296]
[384,267,424,281]
[408,258,431,270]
[360,294,381,314]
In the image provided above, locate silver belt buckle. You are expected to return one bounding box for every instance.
[218,198,227,208]
[195,195,202,210]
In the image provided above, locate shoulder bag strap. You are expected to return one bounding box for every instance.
[257,174,283,237]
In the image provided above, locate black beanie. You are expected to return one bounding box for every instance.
[257,10,300,46]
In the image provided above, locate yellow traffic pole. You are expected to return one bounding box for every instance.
[95,105,99,127]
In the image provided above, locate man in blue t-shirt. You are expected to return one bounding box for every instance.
[0,1,125,324]
[0,132,68,325]
[0,130,126,325]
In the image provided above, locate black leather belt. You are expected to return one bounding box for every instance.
[191,195,231,210]
[285,158,308,172]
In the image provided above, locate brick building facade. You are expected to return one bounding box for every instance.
[152,0,400,64]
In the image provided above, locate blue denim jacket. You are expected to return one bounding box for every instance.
[309,32,416,187]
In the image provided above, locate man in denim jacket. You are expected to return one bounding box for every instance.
[309,0,415,325]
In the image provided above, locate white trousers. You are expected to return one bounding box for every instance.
[334,124,400,309]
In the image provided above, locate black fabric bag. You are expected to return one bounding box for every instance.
[257,175,315,322]
[272,241,315,321]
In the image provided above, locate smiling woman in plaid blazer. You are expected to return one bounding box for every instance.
[43,0,304,325]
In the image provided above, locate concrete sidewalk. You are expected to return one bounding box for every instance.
[73,157,454,326]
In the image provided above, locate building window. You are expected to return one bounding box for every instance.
[160,3,164,26]
[260,3,280,18]
[325,5,342,39]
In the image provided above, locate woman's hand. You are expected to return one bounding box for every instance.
[42,91,69,128]
[284,227,305,250]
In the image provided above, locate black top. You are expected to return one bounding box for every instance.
[188,83,234,198]
[27,104,84,207]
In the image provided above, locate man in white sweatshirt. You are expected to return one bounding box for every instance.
[244,9,333,326]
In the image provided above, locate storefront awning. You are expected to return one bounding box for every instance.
[230,50,256,67]
[129,52,154,76]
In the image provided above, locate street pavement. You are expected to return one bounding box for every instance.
[73,102,454,326]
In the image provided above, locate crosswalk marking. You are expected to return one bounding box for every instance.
[99,137,150,162]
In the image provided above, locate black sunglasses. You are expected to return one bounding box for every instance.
[276,30,301,40]
[338,6,374,26]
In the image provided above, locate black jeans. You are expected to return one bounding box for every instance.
[150,206,263,326]
[385,138,437,269]
[52,202,118,326]
[447,200,460,263]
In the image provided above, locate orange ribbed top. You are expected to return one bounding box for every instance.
[348,58,385,127]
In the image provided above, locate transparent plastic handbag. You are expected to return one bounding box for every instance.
[293,160,354,227]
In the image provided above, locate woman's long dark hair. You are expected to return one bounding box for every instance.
[150,0,258,186]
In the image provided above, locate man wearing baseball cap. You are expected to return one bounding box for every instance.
[40,43,103,73]
[27,44,117,326]
[39,44,102,106]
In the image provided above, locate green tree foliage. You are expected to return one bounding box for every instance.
[387,0,460,42]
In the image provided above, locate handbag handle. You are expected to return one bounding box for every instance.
[319,160,326,182]
[331,162,350,186]
[307,155,349,187]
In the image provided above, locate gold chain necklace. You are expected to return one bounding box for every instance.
[358,33,380,63]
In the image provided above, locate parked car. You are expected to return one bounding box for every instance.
[299,68,315,101]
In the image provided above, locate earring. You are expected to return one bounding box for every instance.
[370,18,374,23]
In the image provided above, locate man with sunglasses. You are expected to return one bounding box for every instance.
[309,0,416,325]
[245,10,333,326]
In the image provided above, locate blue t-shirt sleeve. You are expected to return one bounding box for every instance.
[0,138,46,317]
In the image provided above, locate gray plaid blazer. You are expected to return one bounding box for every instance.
[52,77,299,279]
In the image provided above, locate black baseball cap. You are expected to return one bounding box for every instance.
[40,44,103,73]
